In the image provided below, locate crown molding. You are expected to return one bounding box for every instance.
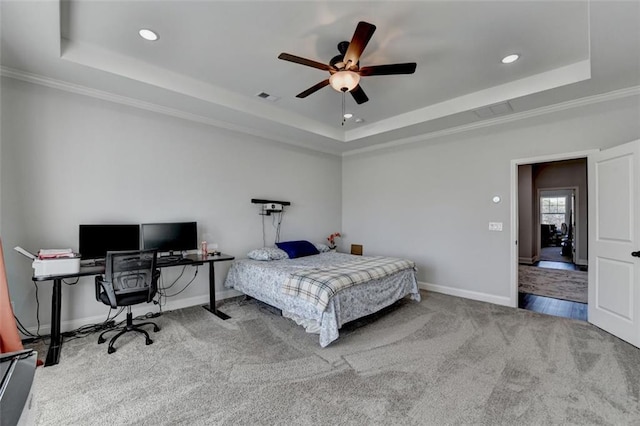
[0,66,342,157]
[342,85,640,157]
[60,38,343,142]
[2,66,638,159]
[345,59,592,142]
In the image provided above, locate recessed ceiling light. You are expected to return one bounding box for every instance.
[343,113,353,119]
[139,29,158,41]
[501,54,519,64]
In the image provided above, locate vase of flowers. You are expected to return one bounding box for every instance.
[327,232,341,250]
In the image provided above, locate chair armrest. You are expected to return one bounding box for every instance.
[147,270,161,303]
[95,276,117,309]
[94,276,101,301]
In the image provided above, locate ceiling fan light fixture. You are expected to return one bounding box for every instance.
[329,71,360,92]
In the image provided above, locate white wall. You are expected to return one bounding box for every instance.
[342,95,640,305]
[0,77,342,333]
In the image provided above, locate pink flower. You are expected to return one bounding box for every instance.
[327,232,341,248]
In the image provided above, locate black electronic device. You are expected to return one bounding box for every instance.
[79,224,140,260]
[141,222,198,255]
[0,349,37,426]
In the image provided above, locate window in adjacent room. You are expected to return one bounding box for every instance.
[540,196,566,229]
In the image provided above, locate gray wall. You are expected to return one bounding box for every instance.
[342,95,640,305]
[3,74,640,332]
[0,78,342,333]
[518,165,535,263]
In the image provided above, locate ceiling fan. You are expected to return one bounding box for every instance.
[278,21,417,105]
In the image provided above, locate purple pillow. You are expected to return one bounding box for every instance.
[275,240,319,259]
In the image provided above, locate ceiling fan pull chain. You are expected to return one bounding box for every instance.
[342,92,346,126]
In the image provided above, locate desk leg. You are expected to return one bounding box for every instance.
[44,278,62,366]
[203,261,230,320]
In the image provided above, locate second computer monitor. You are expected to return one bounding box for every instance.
[79,224,140,260]
[141,222,198,254]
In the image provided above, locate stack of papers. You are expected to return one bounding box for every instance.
[38,249,76,260]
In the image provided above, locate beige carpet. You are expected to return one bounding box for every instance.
[519,265,588,303]
[30,291,640,425]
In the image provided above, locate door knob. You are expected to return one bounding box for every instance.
[632,251,640,257]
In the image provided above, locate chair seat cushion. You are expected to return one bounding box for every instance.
[99,290,149,307]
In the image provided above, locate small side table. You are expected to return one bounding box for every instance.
[200,253,235,320]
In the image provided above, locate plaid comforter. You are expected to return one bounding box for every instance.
[281,256,416,311]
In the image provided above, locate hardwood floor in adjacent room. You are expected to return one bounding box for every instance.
[519,292,587,321]
[519,260,588,322]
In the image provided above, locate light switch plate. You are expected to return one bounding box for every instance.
[489,222,503,231]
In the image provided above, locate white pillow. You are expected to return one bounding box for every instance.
[314,243,331,253]
[247,247,288,261]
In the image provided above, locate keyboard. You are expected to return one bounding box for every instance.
[157,256,194,266]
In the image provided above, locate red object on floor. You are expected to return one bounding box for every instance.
[0,238,25,353]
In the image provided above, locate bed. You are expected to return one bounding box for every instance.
[223,248,420,347]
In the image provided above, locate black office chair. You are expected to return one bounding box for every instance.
[95,249,160,354]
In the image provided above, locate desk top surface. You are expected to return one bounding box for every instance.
[33,253,235,281]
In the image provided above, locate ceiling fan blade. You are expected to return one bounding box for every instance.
[359,63,417,76]
[296,79,330,98]
[350,85,369,104]
[343,21,377,70]
[278,53,332,72]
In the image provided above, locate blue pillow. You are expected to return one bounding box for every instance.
[276,240,319,259]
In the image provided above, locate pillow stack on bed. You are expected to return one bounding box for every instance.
[247,240,331,260]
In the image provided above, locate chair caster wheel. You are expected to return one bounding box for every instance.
[107,347,116,354]
[146,338,153,345]
[153,326,160,332]
[98,337,106,344]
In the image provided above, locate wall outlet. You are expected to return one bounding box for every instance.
[489,222,503,231]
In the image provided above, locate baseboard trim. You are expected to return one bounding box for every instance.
[21,290,243,337]
[24,283,514,336]
[576,258,588,266]
[419,281,512,307]
[519,256,535,265]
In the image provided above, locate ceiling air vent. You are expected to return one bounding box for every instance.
[256,92,280,102]
[474,101,513,118]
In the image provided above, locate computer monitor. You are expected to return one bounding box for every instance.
[141,222,198,254]
[79,224,140,260]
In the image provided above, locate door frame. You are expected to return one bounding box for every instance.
[509,149,598,308]
[537,187,578,264]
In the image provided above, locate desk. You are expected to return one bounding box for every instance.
[33,253,234,367]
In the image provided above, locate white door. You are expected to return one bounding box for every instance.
[588,139,640,348]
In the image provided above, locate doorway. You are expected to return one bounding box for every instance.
[539,189,576,265]
[510,151,595,321]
